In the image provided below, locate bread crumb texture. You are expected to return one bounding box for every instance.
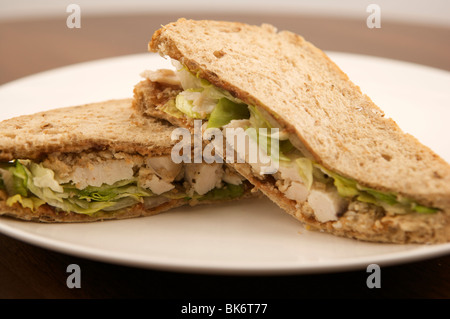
[0,99,177,161]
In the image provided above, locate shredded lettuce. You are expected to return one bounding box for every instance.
[247,105,294,162]
[175,94,205,119]
[163,183,245,202]
[30,162,64,192]
[279,140,294,155]
[197,183,245,201]
[12,160,29,196]
[172,65,248,122]
[173,65,245,121]
[329,172,360,198]
[359,186,398,206]
[60,198,117,215]
[355,192,378,204]
[207,98,249,128]
[161,99,184,118]
[248,105,273,130]
[314,163,438,214]
[176,65,242,104]
[1,160,248,215]
[65,179,152,202]
[295,158,314,190]
[201,82,242,105]
[411,204,439,214]
[2,160,153,215]
[176,64,205,90]
[6,194,45,211]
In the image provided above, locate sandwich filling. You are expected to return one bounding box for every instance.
[140,63,438,222]
[0,151,247,215]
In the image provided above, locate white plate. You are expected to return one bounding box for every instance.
[0,52,449,275]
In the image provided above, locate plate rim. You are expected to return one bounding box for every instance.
[1,218,449,275]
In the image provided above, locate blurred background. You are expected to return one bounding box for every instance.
[1,0,449,84]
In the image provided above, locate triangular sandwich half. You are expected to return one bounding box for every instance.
[132,19,450,243]
[0,98,254,222]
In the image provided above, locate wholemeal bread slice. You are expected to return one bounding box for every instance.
[0,99,175,161]
[133,18,450,243]
[0,99,255,222]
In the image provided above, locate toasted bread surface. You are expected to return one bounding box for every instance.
[0,99,177,161]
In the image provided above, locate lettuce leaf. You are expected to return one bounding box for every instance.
[176,64,205,90]
[247,105,294,162]
[176,65,242,104]
[412,204,438,214]
[355,192,378,204]
[295,158,314,190]
[61,198,117,215]
[160,99,184,119]
[175,94,206,119]
[207,98,249,128]
[332,174,360,198]
[12,160,29,196]
[3,161,152,215]
[314,163,438,214]
[173,65,244,120]
[359,187,398,206]
[248,105,273,129]
[30,162,63,192]
[201,82,242,105]
[2,160,249,215]
[279,139,294,154]
[198,183,245,201]
[67,180,152,202]
[0,163,13,193]
[6,194,45,211]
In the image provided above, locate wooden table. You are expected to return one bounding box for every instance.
[0,12,449,300]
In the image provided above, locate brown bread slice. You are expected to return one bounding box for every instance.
[0,99,175,161]
[135,18,450,243]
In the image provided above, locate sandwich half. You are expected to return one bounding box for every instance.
[0,98,254,222]
[133,18,450,243]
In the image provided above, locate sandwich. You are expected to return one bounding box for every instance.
[0,98,254,222]
[132,18,450,243]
